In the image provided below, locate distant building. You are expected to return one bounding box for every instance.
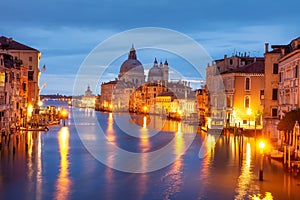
[81,86,95,108]
[98,80,117,111]
[98,45,196,121]
[195,86,209,126]
[148,58,169,85]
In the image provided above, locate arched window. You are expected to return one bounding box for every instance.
[245,77,250,91]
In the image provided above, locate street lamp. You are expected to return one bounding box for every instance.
[60,109,68,126]
[143,106,147,114]
[247,108,252,128]
[258,140,265,181]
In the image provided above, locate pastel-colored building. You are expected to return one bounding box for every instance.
[206,54,264,129]
[262,43,281,139]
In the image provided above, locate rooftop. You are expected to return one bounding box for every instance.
[0,36,39,51]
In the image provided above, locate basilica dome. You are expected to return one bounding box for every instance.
[119,45,144,77]
[118,45,145,85]
[120,59,144,75]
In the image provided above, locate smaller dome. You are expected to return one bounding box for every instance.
[148,66,163,77]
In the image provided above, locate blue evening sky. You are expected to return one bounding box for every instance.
[1,0,299,95]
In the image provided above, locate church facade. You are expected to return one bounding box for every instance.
[97,45,197,120]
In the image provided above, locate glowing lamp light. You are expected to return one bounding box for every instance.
[38,101,43,107]
[27,103,33,117]
[247,108,252,116]
[60,109,68,119]
[177,109,182,115]
[109,104,113,109]
[259,141,265,150]
[143,106,147,111]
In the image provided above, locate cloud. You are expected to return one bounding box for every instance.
[1,0,299,95]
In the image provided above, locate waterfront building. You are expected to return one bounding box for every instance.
[99,80,117,111]
[195,85,209,126]
[99,45,195,119]
[262,43,282,139]
[206,54,264,129]
[0,36,41,131]
[278,38,300,121]
[0,53,23,129]
[0,36,41,111]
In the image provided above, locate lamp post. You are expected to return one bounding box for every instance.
[259,140,265,181]
[247,108,251,128]
[295,121,299,160]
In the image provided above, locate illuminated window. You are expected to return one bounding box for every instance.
[244,96,250,108]
[245,77,250,90]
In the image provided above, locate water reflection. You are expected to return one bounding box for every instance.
[106,113,115,142]
[235,141,259,199]
[26,131,42,200]
[54,126,71,200]
[164,122,184,199]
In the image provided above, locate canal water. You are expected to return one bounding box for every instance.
[1,100,300,200]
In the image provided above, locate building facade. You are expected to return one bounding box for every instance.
[262,43,281,139]
[278,38,300,119]
[206,55,264,129]
[0,36,41,131]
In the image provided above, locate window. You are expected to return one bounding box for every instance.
[29,57,32,62]
[230,59,233,65]
[272,88,278,100]
[272,108,278,117]
[28,71,34,81]
[260,90,264,99]
[273,63,278,74]
[295,65,298,78]
[245,77,250,90]
[244,96,250,108]
[22,82,27,91]
[226,96,231,107]
[29,66,33,70]
[279,72,282,82]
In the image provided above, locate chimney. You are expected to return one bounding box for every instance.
[265,43,269,53]
[294,40,298,49]
[281,47,285,56]
[224,54,227,59]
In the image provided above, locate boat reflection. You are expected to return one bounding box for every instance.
[54,126,72,200]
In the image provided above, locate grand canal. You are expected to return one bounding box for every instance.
[1,101,300,200]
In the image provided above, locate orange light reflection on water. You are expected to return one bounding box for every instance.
[54,126,71,200]
[164,122,184,198]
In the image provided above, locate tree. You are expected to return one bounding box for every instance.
[277,109,300,131]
